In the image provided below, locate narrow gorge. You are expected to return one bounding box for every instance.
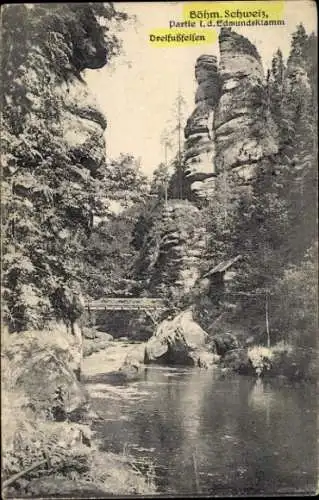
[2,4,317,498]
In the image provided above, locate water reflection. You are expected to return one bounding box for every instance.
[88,366,317,496]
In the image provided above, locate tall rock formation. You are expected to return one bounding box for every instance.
[135,29,279,307]
[214,28,277,181]
[133,200,206,301]
[183,29,278,194]
[184,55,220,199]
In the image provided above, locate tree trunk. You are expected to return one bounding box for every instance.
[265,292,270,348]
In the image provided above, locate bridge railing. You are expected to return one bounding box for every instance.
[88,297,167,311]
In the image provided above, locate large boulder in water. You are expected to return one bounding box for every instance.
[118,343,147,381]
[211,332,239,357]
[145,309,208,366]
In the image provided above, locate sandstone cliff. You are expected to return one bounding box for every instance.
[184,55,220,199]
[2,4,112,332]
[134,200,206,301]
[21,5,108,177]
[183,28,278,189]
[214,28,278,180]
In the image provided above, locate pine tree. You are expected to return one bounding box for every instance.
[268,49,286,131]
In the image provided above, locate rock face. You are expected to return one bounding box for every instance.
[136,200,207,301]
[184,55,220,198]
[12,6,109,180]
[214,28,277,178]
[2,4,112,332]
[61,78,107,176]
[2,329,88,420]
[183,29,278,191]
[145,309,209,365]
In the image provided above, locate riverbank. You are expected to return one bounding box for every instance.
[140,308,318,382]
[2,326,316,498]
[82,344,318,496]
[1,330,156,498]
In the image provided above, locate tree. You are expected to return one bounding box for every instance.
[159,92,188,200]
[101,154,149,208]
[150,162,170,201]
[171,92,188,199]
[267,49,286,130]
[81,154,149,299]
[167,154,192,201]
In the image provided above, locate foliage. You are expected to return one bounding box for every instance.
[1,3,128,331]
[248,346,273,376]
[150,162,170,199]
[81,154,149,300]
[270,243,318,348]
[199,24,317,352]
[167,153,193,201]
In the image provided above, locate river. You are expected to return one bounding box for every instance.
[83,342,318,496]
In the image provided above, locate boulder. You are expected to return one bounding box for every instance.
[145,309,208,366]
[2,330,88,420]
[124,343,147,365]
[211,332,239,357]
[118,343,147,381]
[192,350,220,368]
[83,327,113,340]
[83,336,112,358]
[119,363,144,382]
[222,348,254,375]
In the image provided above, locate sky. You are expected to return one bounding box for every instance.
[84,1,317,178]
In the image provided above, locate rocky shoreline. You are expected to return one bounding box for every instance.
[140,310,318,382]
[3,318,316,497]
[1,329,156,498]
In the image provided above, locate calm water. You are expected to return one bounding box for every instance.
[86,363,318,496]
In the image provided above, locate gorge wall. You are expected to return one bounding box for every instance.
[136,28,278,299]
[133,200,206,302]
[2,4,113,332]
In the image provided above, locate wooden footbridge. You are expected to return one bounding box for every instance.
[87,255,242,322]
[88,297,166,312]
[87,297,167,324]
